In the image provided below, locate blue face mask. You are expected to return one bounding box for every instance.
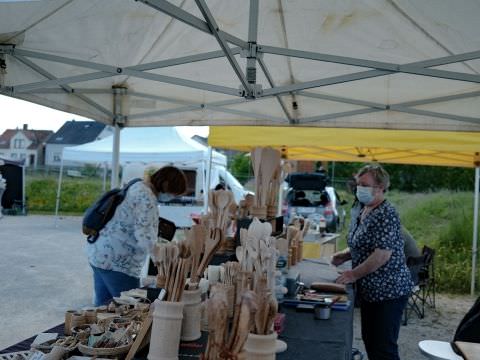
[356,186,375,205]
[158,193,176,202]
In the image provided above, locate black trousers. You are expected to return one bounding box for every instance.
[360,295,408,360]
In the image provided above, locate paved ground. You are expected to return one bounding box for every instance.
[0,215,92,349]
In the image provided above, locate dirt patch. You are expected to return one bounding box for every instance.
[352,293,476,359]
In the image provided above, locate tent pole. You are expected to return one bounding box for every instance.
[471,166,479,296]
[111,86,126,189]
[54,157,64,227]
[111,125,121,189]
[102,162,107,191]
[277,159,284,216]
[331,161,335,186]
[204,146,213,213]
[203,160,208,214]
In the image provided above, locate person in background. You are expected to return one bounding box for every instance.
[402,226,420,259]
[214,183,226,191]
[87,166,187,306]
[292,190,311,206]
[332,164,412,360]
[346,176,363,232]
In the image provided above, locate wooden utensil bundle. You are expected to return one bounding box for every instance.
[236,218,277,291]
[155,242,191,302]
[253,276,278,336]
[208,189,236,231]
[151,242,175,288]
[205,287,258,360]
[250,147,281,209]
[220,261,240,286]
[185,224,206,287]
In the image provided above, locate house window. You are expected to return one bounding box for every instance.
[53,153,62,162]
[19,153,26,160]
[13,139,25,149]
[11,153,17,158]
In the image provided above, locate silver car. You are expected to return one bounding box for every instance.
[283,173,346,232]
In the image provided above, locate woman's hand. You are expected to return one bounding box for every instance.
[335,269,357,284]
[331,249,351,266]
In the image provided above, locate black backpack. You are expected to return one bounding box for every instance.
[82,178,142,243]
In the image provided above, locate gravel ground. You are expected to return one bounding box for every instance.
[0,214,476,359]
[352,293,475,359]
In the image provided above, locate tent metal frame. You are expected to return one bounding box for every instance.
[2,0,480,126]
[2,43,480,124]
[0,0,479,294]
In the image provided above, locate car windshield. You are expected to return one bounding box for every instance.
[288,189,330,207]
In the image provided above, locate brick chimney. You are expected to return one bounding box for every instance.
[23,124,28,130]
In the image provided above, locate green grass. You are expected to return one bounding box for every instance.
[26,174,104,214]
[337,190,476,294]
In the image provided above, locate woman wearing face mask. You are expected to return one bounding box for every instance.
[87,166,187,306]
[331,164,412,360]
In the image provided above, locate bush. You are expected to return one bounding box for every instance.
[338,190,476,294]
[435,207,474,293]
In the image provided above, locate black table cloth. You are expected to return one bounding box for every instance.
[1,261,354,360]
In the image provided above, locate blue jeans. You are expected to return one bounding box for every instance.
[360,295,408,360]
[91,265,140,306]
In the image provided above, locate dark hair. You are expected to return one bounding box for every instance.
[295,190,306,199]
[150,166,187,195]
[215,183,225,191]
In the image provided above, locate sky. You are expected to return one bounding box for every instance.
[0,95,209,138]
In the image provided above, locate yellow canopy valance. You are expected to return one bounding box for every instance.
[209,126,480,168]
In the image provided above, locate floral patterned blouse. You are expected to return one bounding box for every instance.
[348,200,413,302]
[87,181,159,278]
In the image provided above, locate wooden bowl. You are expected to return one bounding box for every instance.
[77,342,132,356]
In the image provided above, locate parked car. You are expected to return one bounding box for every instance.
[283,172,346,232]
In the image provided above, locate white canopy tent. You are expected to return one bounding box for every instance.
[0,0,479,293]
[61,127,226,167]
[54,127,227,217]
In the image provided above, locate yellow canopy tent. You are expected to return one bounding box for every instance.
[209,126,480,294]
[209,126,480,168]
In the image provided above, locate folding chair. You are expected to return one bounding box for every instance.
[421,245,436,309]
[403,246,436,325]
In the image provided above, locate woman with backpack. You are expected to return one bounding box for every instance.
[87,166,187,306]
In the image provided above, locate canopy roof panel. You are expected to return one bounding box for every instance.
[0,0,478,131]
[209,126,480,168]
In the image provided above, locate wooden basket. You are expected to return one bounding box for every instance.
[77,342,132,357]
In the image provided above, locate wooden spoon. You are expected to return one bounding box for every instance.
[196,228,222,280]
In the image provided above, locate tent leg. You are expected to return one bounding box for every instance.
[111,86,126,189]
[102,162,107,192]
[54,158,64,228]
[204,146,213,214]
[111,124,121,189]
[471,166,479,296]
[277,160,284,217]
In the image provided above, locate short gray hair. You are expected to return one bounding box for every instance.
[356,164,390,191]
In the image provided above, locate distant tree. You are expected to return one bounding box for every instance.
[333,162,474,192]
[228,153,251,185]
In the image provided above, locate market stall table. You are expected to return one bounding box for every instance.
[0,260,353,360]
[454,341,480,360]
